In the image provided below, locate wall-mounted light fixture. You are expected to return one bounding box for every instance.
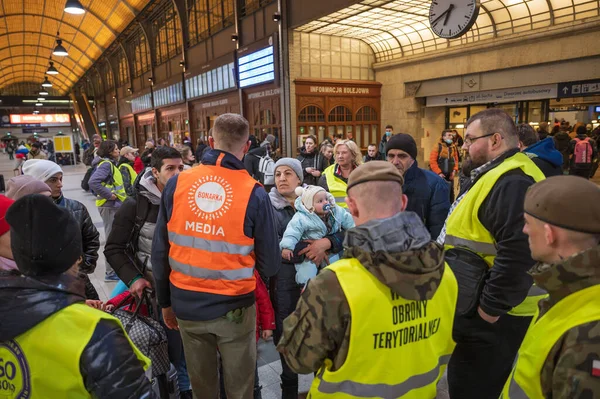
[273,12,281,22]
[231,34,238,42]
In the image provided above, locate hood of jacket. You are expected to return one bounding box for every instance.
[0,271,86,341]
[530,243,600,311]
[343,211,445,301]
[269,186,299,210]
[91,156,112,168]
[117,156,133,167]
[136,168,162,206]
[525,137,563,168]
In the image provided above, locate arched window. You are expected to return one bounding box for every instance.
[298,106,325,123]
[298,106,326,144]
[328,106,352,122]
[356,106,377,121]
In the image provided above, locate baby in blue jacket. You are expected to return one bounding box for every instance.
[280,185,355,285]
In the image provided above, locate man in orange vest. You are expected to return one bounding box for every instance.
[152,113,279,398]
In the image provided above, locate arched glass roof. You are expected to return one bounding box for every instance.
[0,0,150,95]
[295,0,600,62]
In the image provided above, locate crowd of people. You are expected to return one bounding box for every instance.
[0,109,599,399]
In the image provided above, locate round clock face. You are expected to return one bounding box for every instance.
[429,0,480,39]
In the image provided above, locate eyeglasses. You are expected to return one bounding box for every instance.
[463,132,498,146]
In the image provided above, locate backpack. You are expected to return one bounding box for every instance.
[256,154,275,185]
[81,167,95,192]
[574,137,593,166]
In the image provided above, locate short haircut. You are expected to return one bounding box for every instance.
[97,140,117,158]
[516,124,539,147]
[348,181,403,213]
[180,146,192,158]
[467,108,518,146]
[367,143,377,148]
[577,126,588,136]
[31,142,42,149]
[385,125,394,130]
[212,113,249,151]
[441,129,454,138]
[334,139,363,165]
[151,146,182,171]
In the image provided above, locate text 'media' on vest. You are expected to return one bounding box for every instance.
[186,175,233,237]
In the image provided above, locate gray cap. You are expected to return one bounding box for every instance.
[274,158,303,181]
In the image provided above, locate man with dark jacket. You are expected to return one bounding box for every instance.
[517,123,563,177]
[83,134,102,166]
[0,194,154,398]
[105,147,192,398]
[152,114,280,398]
[22,159,101,299]
[386,133,450,238]
[437,109,546,398]
[553,128,572,172]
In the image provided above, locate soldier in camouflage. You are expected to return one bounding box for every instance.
[503,175,600,398]
[277,161,457,396]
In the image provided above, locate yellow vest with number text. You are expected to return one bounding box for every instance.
[323,165,348,208]
[444,152,546,316]
[501,284,600,398]
[0,302,150,399]
[309,258,458,399]
[95,160,127,206]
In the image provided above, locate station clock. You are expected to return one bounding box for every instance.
[429,0,480,39]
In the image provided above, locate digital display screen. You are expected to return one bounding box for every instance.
[595,106,600,113]
[10,114,71,124]
[238,46,275,88]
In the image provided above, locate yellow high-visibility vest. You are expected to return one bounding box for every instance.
[501,284,600,398]
[444,152,546,316]
[0,303,150,398]
[310,258,458,398]
[119,162,138,188]
[323,165,348,208]
[95,160,127,206]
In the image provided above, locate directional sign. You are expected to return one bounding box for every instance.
[557,79,600,99]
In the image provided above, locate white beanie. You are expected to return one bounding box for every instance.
[22,159,63,183]
[295,185,332,212]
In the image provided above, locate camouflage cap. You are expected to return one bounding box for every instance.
[347,160,404,191]
[524,175,600,234]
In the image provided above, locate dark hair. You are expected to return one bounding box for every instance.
[151,146,182,171]
[385,125,393,130]
[576,126,588,136]
[97,140,118,158]
[334,133,343,139]
[368,143,377,148]
[516,124,539,147]
[466,108,518,146]
[551,125,560,135]
[31,142,42,149]
[305,135,317,145]
[441,129,454,138]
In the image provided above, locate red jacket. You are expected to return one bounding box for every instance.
[254,270,275,342]
[133,156,145,174]
[106,290,149,317]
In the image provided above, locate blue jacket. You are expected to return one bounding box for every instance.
[280,196,354,250]
[403,161,450,239]
[524,137,563,177]
[151,149,280,321]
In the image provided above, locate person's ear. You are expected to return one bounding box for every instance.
[346,196,359,219]
[243,140,251,154]
[544,224,556,247]
[208,136,215,149]
[152,167,160,180]
[400,194,408,212]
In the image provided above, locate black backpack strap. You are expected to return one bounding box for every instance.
[125,197,151,274]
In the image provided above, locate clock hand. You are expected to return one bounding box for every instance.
[430,5,453,26]
[443,4,455,25]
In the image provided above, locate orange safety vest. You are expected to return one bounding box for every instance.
[167,153,257,296]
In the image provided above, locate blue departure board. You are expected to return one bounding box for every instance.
[238,46,275,88]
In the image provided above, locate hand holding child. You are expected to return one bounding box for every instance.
[282,249,293,261]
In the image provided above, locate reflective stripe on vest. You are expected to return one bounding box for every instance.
[310,259,458,399]
[0,303,150,398]
[501,284,600,398]
[443,152,547,317]
[323,165,348,208]
[95,160,127,206]
[316,354,452,398]
[167,153,258,296]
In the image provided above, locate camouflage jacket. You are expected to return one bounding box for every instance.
[276,212,444,374]
[530,243,600,398]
